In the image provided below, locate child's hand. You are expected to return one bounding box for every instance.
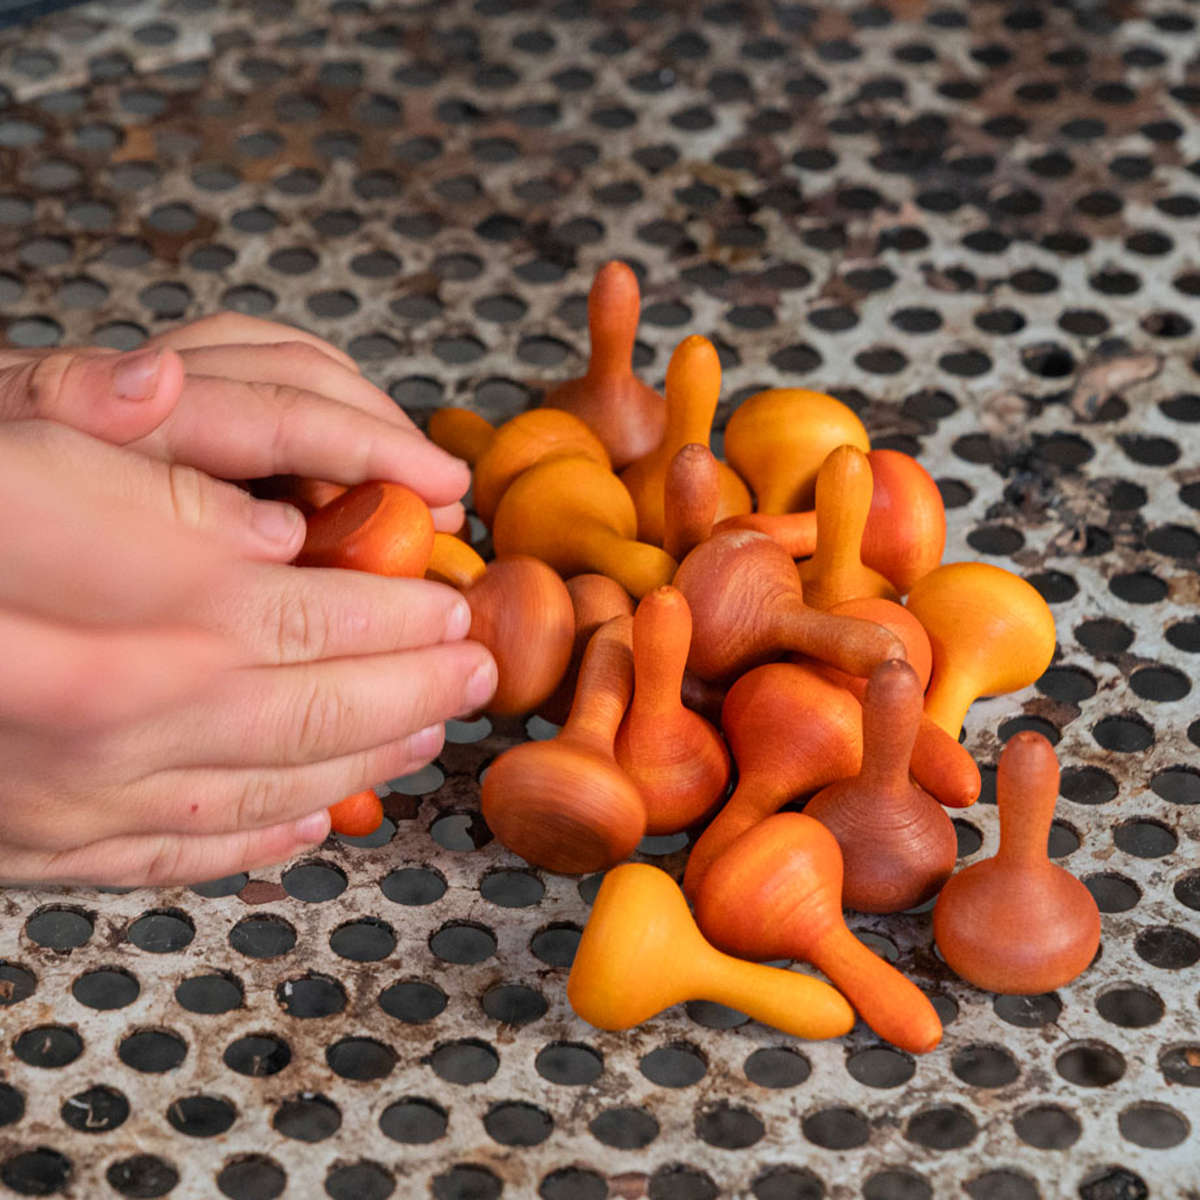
[0,421,495,888]
[0,312,468,531]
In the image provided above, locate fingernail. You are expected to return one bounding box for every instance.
[445,598,472,641]
[410,722,444,758]
[252,500,305,545]
[112,348,163,401]
[294,810,331,843]
[466,656,498,710]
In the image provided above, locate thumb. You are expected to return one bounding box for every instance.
[0,346,185,444]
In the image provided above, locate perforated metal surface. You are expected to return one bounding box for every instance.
[2,0,1199,1197]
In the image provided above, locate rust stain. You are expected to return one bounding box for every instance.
[238,880,287,905]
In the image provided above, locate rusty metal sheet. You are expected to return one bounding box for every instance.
[1,0,1198,1197]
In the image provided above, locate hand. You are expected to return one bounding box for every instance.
[0,421,496,888]
[0,312,468,531]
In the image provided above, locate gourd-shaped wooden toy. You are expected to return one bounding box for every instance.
[328,788,384,837]
[814,598,980,809]
[696,814,943,1053]
[568,863,855,1040]
[805,659,958,913]
[614,587,731,834]
[862,449,946,594]
[713,510,817,559]
[682,662,862,900]
[481,616,644,873]
[539,574,635,727]
[426,406,495,465]
[427,406,611,528]
[425,536,575,717]
[663,442,719,562]
[723,388,870,514]
[542,261,666,470]
[933,731,1100,994]
[797,445,899,611]
[492,455,676,598]
[297,481,435,577]
[620,336,751,545]
[906,562,1057,738]
[673,529,904,684]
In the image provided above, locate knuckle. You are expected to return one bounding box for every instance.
[137,838,187,888]
[166,462,208,530]
[273,586,329,663]
[291,682,349,762]
[25,353,74,417]
[233,774,285,832]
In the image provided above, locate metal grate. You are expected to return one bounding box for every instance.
[2,0,1199,1196]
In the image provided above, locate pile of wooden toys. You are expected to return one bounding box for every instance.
[284,261,1102,1054]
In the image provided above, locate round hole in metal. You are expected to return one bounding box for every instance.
[863,1169,932,1200]
[802,1105,870,1149]
[379,1098,447,1144]
[1055,1041,1126,1087]
[429,1039,499,1085]
[535,1042,602,1086]
[61,1085,129,1133]
[378,980,447,1024]
[380,867,447,906]
[215,1154,285,1200]
[13,1025,83,1069]
[431,1165,502,1200]
[695,1102,764,1149]
[175,972,242,1015]
[126,909,194,954]
[1,1149,72,1196]
[951,1044,1020,1088]
[223,1034,290,1078]
[326,1037,395,1082]
[846,1046,916,1088]
[276,974,346,1019]
[106,1154,179,1198]
[281,862,347,903]
[483,1100,553,1146]
[25,907,93,951]
[118,1029,186,1074]
[993,993,1062,1027]
[744,1046,812,1088]
[166,1094,236,1138]
[272,1093,340,1143]
[325,1161,394,1200]
[228,916,296,959]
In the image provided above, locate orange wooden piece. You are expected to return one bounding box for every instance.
[539,574,634,727]
[465,557,574,717]
[816,598,980,809]
[804,659,957,913]
[673,529,905,684]
[620,336,751,545]
[713,510,817,559]
[933,732,1100,994]
[472,408,610,528]
[426,407,495,465]
[906,562,1057,738]
[681,662,862,900]
[297,481,435,577]
[862,449,946,594]
[542,261,666,470]
[723,388,870,514]
[492,455,676,598]
[328,789,384,837]
[614,587,731,834]
[695,814,944,1053]
[797,445,899,611]
[568,863,855,1040]
[481,616,645,873]
[425,532,487,587]
[663,443,720,562]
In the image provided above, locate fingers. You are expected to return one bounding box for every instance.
[195,565,471,666]
[143,312,359,374]
[175,342,417,431]
[0,810,331,888]
[148,639,495,775]
[432,501,468,533]
[133,375,470,508]
[0,608,231,732]
[0,346,185,442]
